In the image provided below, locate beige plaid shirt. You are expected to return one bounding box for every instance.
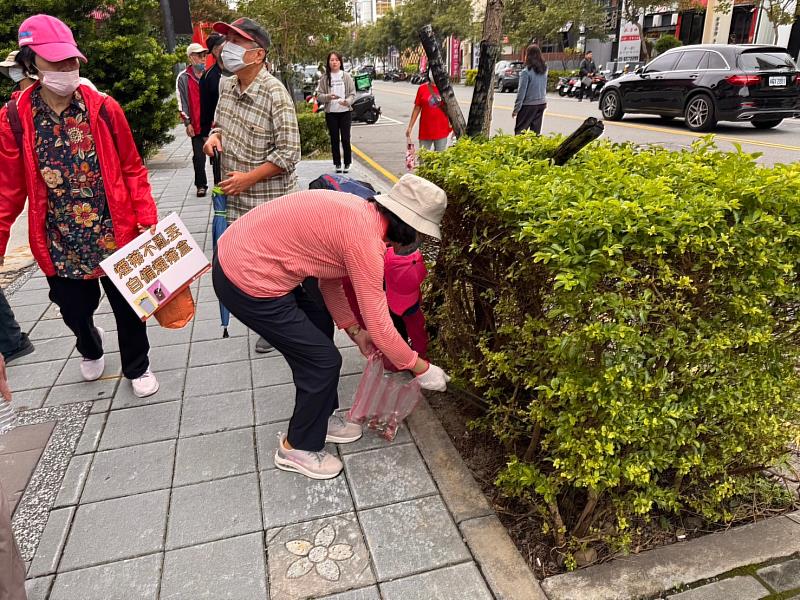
[212,67,301,221]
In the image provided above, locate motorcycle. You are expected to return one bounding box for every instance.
[589,74,607,101]
[567,76,581,97]
[352,90,381,124]
[556,75,572,97]
[409,72,425,85]
[384,69,404,82]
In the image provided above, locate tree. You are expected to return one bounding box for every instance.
[623,0,705,61]
[654,33,681,55]
[759,0,797,43]
[400,0,474,48]
[0,0,179,157]
[189,0,237,24]
[243,0,350,88]
[505,0,607,49]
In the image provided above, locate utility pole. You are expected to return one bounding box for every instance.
[159,0,176,54]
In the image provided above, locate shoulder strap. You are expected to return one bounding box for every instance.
[6,99,23,151]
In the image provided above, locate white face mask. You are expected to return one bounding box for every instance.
[8,67,25,83]
[221,42,257,73]
[40,69,81,97]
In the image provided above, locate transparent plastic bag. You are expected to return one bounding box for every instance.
[347,352,422,441]
[0,401,18,435]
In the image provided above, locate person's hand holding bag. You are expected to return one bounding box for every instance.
[415,361,450,391]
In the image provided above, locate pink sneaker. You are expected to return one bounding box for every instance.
[274,434,342,480]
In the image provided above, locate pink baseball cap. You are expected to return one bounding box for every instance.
[18,15,87,63]
[384,248,427,315]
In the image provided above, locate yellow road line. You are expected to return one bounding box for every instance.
[352,145,399,183]
[373,84,800,153]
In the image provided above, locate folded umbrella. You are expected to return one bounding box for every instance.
[211,149,231,338]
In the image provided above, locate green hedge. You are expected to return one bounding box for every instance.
[465,69,478,86]
[418,135,800,562]
[295,102,329,156]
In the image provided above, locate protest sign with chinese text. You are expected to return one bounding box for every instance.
[99,213,210,320]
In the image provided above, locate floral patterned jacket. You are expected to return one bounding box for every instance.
[0,83,158,277]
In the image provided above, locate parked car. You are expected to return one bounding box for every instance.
[359,65,376,78]
[495,61,525,92]
[598,44,800,131]
[302,65,321,96]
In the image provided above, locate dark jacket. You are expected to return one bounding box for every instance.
[199,62,222,138]
[579,59,597,78]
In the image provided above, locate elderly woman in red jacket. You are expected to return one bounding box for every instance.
[0,15,160,398]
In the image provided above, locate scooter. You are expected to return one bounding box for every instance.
[556,75,572,97]
[409,72,425,84]
[589,74,607,101]
[567,76,581,97]
[352,89,381,124]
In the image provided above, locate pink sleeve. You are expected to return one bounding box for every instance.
[344,240,418,371]
[319,277,359,331]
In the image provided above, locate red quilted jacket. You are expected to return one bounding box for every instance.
[0,83,158,276]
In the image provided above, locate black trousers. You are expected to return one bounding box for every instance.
[213,258,340,452]
[578,81,591,100]
[515,104,546,135]
[47,276,150,379]
[0,288,21,357]
[325,111,352,168]
[191,135,208,188]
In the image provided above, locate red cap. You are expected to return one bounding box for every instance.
[18,15,87,63]
[384,248,427,315]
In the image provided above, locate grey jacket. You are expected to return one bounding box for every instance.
[315,72,356,113]
[514,67,548,113]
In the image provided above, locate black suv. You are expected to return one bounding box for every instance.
[599,44,800,131]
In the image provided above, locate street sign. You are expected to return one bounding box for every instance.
[618,21,641,62]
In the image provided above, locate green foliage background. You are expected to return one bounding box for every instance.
[295,100,329,156]
[418,134,800,559]
[0,0,178,157]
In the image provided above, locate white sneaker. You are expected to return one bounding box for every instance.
[80,327,105,381]
[131,369,159,398]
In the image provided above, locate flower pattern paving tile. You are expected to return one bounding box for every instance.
[267,513,375,600]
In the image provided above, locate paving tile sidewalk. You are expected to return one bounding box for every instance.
[6,131,499,600]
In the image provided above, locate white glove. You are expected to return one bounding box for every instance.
[415,362,450,392]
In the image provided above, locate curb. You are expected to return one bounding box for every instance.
[407,398,548,600]
[541,511,800,600]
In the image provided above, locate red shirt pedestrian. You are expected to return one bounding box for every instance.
[406,81,451,151]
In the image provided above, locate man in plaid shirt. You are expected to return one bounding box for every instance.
[204,18,300,222]
[204,17,301,353]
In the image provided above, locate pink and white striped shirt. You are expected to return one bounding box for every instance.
[217,190,418,370]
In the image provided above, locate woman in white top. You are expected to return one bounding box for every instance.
[316,51,356,173]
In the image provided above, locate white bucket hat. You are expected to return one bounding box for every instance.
[376,174,447,240]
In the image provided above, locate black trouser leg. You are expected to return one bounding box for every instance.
[100,278,150,379]
[213,260,341,452]
[340,111,352,166]
[300,277,334,340]
[325,112,342,167]
[48,276,104,360]
[48,276,149,378]
[515,104,546,135]
[0,288,21,357]
[191,135,207,188]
